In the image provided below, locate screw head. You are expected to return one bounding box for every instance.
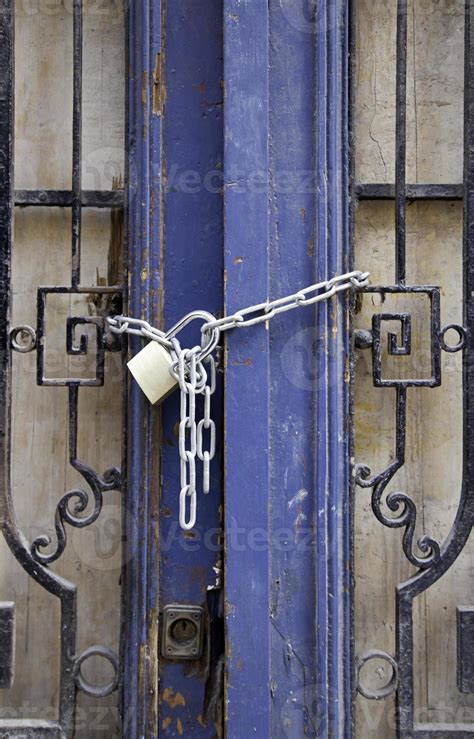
[167,646,173,653]
[191,648,197,654]
[169,612,175,619]
[193,612,200,620]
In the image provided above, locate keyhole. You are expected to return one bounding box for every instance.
[170,618,198,645]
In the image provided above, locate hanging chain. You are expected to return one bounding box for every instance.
[176,343,199,530]
[108,268,370,529]
[197,355,216,496]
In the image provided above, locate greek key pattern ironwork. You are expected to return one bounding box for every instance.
[353,1,474,736]
[0,0,124,735]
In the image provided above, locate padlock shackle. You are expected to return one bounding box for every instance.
[165,310,220,362]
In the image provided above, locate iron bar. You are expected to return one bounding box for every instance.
[14,189,124,208]
[395,0,408,283]
[0,0,14,531]
[71,0,83,287]
[356,183,464,201]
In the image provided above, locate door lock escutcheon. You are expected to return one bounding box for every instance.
[161,604,204,660]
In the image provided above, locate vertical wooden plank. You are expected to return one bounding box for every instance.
[223,1,271,736]
[224,1,352,735]
[126,2,225,736]
[266,5,317,738]
[123,1,162,736]
[159,1,224,735]
[314,1,352,734]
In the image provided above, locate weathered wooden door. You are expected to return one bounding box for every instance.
[124,0,354,735]
[1,1,474,737]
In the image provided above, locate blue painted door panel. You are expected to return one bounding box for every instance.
[126,1,351,736]
[160,0,224,735]
[125,1,224,737]
[224,1,352,737]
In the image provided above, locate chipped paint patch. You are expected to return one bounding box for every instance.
[153,52,166,115]
[225,599,235,617]
[230,357,252,367]
[176,718,184,735]
[162,687,186,709]
[162,717,172,730]
[288,488,308,509]
[295,511,307,528]
[142,70,148,107]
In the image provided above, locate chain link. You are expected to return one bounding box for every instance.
[107,268,369,530]
[197,356,216,494]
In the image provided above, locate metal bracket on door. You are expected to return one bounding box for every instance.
[161,604,204,660]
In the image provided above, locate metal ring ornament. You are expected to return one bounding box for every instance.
[356,650,398,700]
[73,646,119,698]
[440,323,466,353]
[10,324,37,353]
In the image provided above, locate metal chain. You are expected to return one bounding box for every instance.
[201,270,369,333]
[108,270,370,361]
[108,268,369,530]
[172,340,217,529]
[175,342,200,530]
[197,355,216,495]
[203,270,369,332]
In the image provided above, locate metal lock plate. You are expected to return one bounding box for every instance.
[161,604,204,660]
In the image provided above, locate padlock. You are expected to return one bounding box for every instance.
[127,341,178,404]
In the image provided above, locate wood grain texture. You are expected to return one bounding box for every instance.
[0,3,125,736]
[353,0,468,735]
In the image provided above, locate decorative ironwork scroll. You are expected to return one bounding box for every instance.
[353,0,474,736]
[0,0,125,735]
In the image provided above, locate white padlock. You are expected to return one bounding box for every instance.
[127,341,178,404]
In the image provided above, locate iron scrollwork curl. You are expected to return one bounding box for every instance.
[26,286,124,564]
[30,384,122,566]
[355,287,469,570]
[355,383,441,569]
